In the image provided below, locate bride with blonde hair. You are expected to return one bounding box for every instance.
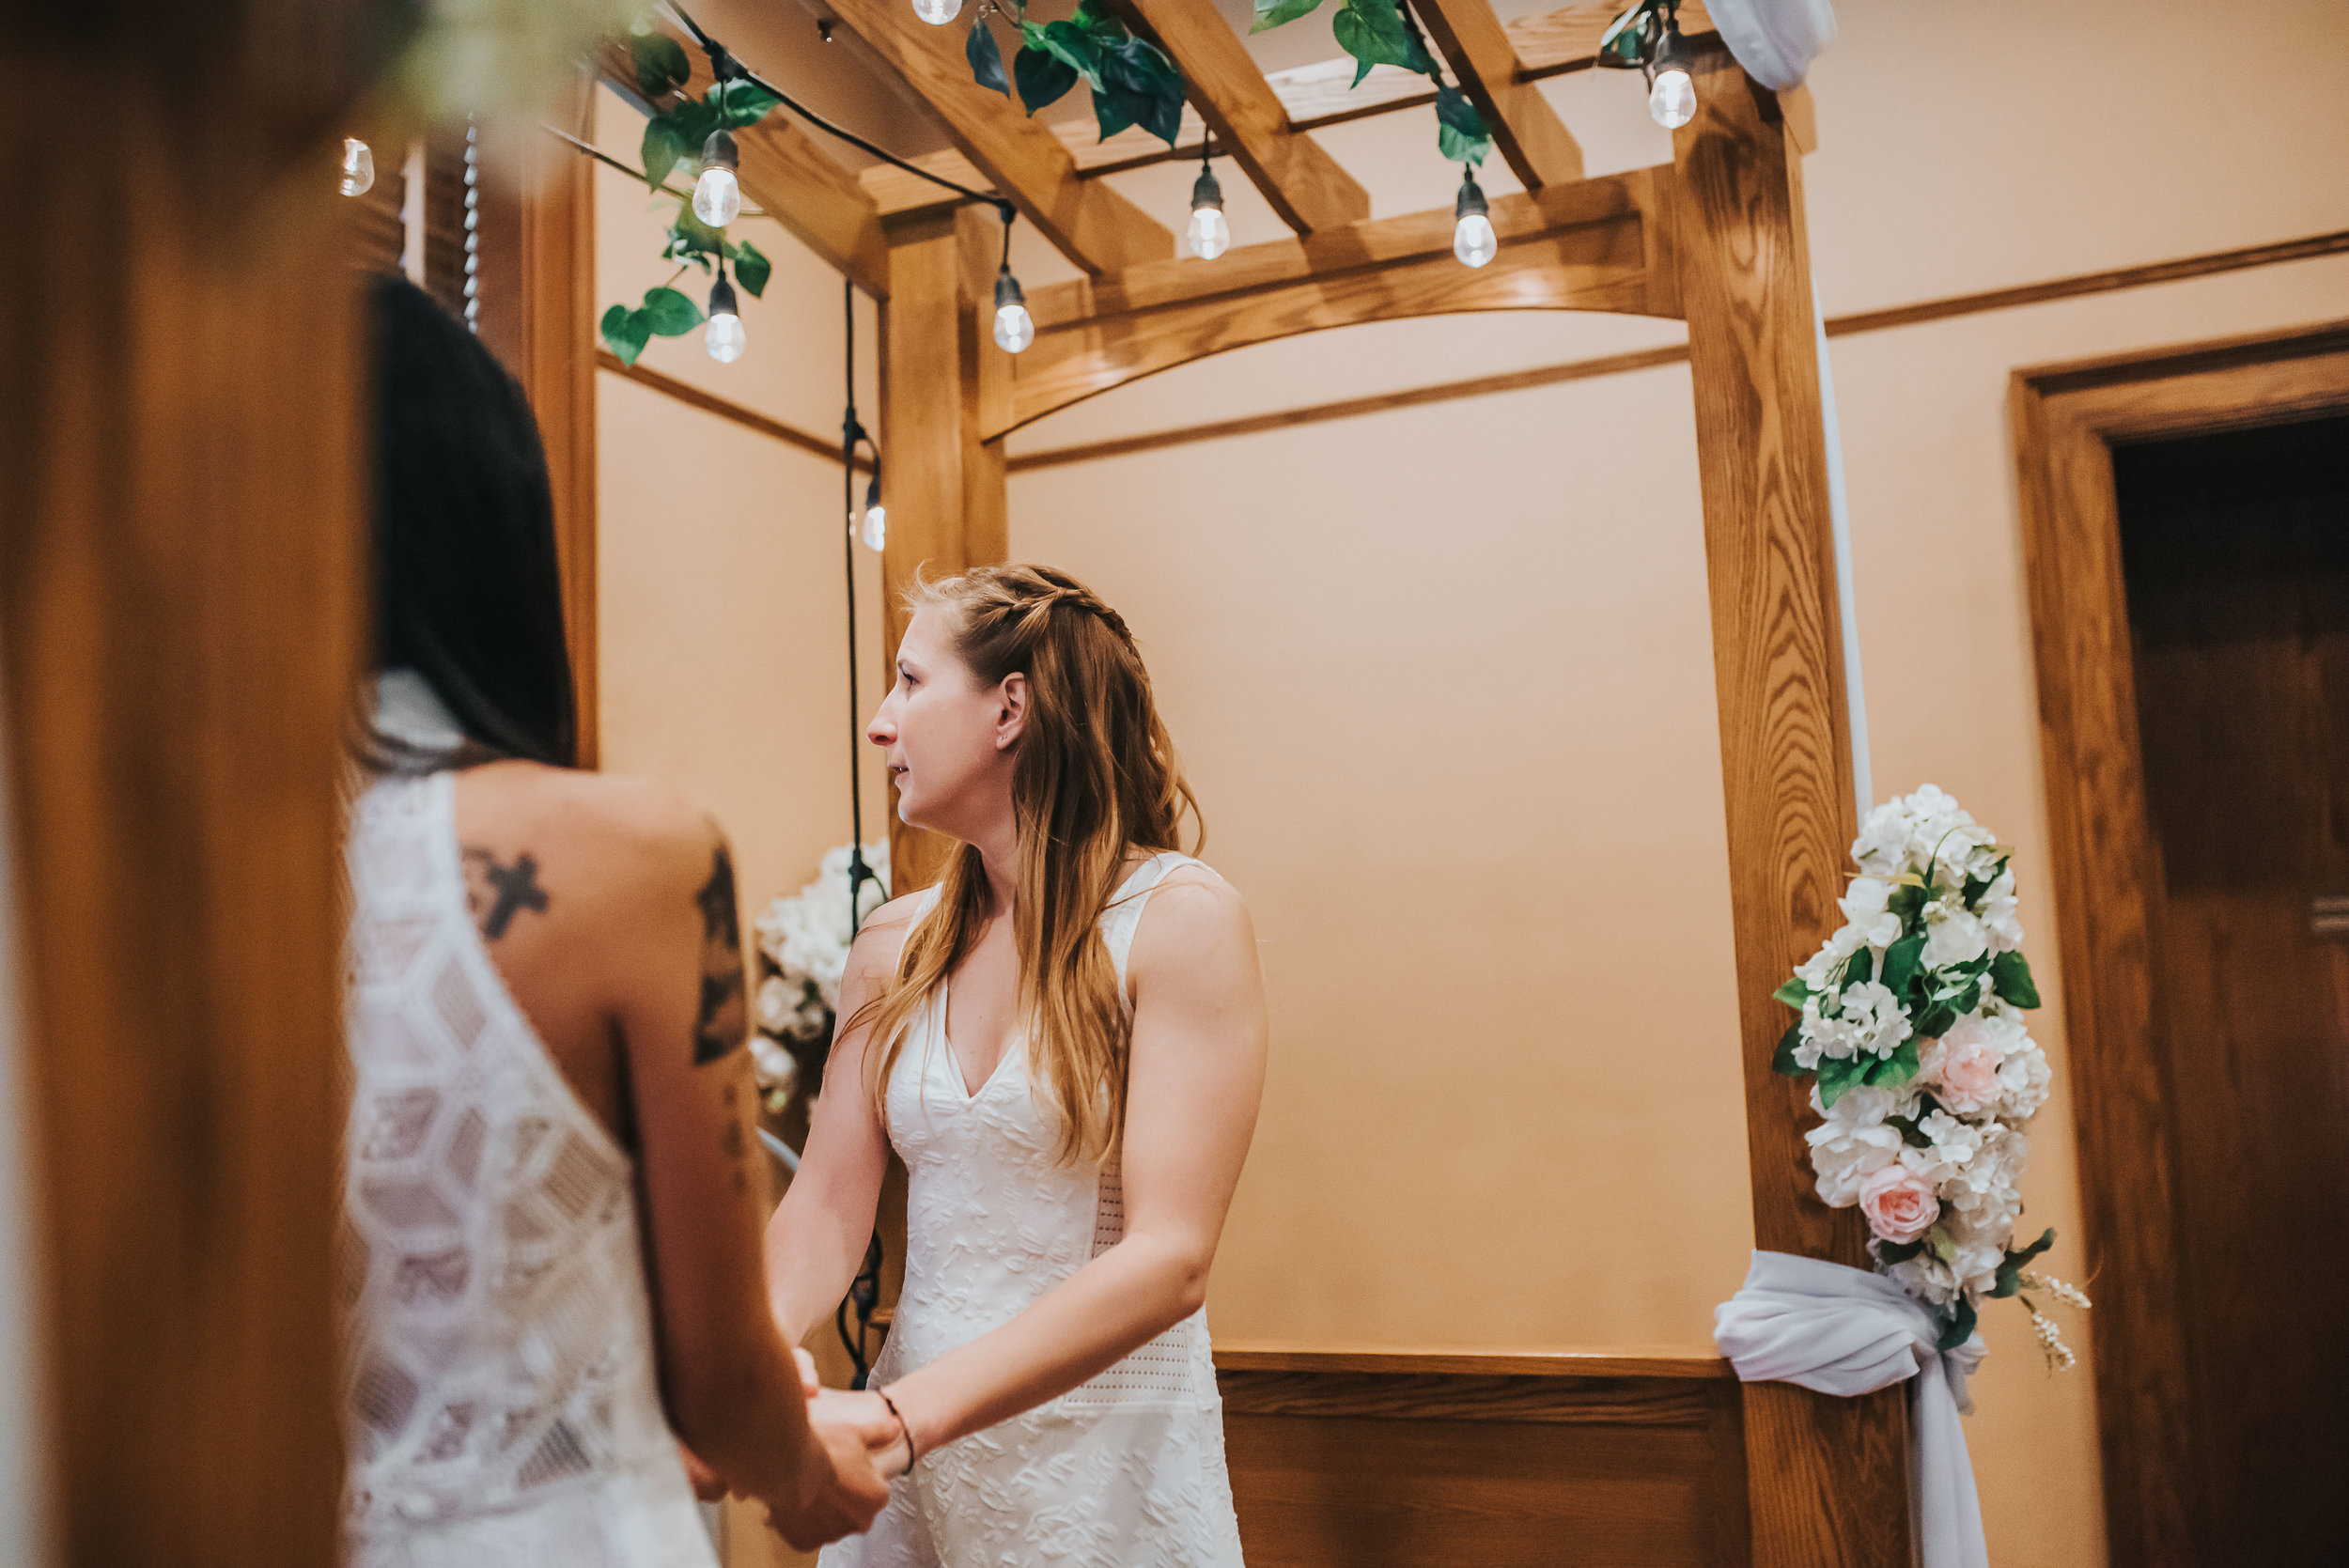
[765,563,1268,1566]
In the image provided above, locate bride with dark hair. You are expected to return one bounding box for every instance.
[340,275,887,1564]
[767,564,1268,1567]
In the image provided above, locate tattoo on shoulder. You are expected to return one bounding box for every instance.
[461,847,550,940]
[692,841,747,1065]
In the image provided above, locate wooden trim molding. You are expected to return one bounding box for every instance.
[596,349,871,471]
[1209,1347,1750,1567]
[2011,319,2349,1568]
[1009,225,2349,471]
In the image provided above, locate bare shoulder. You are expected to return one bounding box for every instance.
[841,891,928,986]
[453,761,726,907]
[1130,863,1255,970]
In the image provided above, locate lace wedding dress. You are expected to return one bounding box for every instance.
[821,851,1247,1568]
[340,771,717,1568]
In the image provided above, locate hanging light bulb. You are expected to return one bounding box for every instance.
[860,475,887,551]
[1646,14,1698,130]
[911,0,962,23]
[993,266,1033,353]
[1452,169,1497,269]
[340,137,375,197]
[693,129,742,227]
[706,269,747,363]
[1186,149,1229,261]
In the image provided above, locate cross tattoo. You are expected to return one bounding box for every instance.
[467,850,550,939]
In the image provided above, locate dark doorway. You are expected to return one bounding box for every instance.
[2113,414,2349,1566]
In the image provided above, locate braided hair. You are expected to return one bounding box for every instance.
[848,563,1201,1165]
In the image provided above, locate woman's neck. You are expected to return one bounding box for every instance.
[971,817,1019,920]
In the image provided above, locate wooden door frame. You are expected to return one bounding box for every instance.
[2011,318,2349,1567]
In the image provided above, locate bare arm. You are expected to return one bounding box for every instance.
[762,897,919,1344]
[877,872,1267,1455]
[602,811,887,1546]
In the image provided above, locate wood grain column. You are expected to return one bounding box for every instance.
[1672,47,1911,1567]
[879,205,1010,893]
[0,8,381,1563]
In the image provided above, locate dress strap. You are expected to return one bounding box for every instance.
[1101,851,1206,1000]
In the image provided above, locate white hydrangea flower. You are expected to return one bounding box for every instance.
[1974,866,2024,952]
[1911,1110,1983,1181]
[1921,896,1988,970]
[1800,979,1912,1063]
[1851,800,1912,878]
[1806,1117,1906,1207]
[748,1032,800,1101]
[1809,1080,1920,1127]
[1836,877,1905,950]
[1994,1035,2052,1122]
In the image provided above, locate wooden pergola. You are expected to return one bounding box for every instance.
[605,2,1906,1560]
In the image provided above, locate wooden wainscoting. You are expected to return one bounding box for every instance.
[1216,1348,1749,1568]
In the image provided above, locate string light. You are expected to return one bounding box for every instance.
[692,129,741,226]
[706,265,746,362]
[1646,10,1697,130]
[860,476,887,551]
[912,0,962,23]
[340,138,375,197]
[992,208,1032,352]
[1452,168,1496,269]
[1186,143,1229,261]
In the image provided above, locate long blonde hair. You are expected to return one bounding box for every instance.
[851,564,1201,1164]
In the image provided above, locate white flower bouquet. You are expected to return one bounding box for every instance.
[749,841,890,1114]
[1773,785,2088,1362]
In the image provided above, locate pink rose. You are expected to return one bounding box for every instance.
[1859,1162,1940,1246]
[1926,1026,2003,1114]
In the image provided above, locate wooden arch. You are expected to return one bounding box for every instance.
[607,5,1906,1562]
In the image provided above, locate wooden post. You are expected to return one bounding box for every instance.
[879,205,1011,893]
[1672,47,1913,1566]
[0,8,379,1563]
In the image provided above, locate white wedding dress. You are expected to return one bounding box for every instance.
[339,771,717,1568]
[821,851,1247,1568]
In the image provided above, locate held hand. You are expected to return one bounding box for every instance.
[769,1413,892,1550]
[809,1388,909,1475]
[677,1441,728,1502]
[795,1346,822,1396]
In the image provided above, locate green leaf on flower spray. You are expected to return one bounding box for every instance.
[1814,1053,1869,1110]
[1991,949,2041,1008]
[1935,1294,1978,1354]
[1770,977,1811,1009]
[1771,1022,1805,1077]
[1990,1226,2057,1298]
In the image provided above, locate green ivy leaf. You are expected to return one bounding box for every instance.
[1841,946,1875,988]
[665,204,725,268]
[1934,1294,1979,1353]
[1437,118,1491,166]
[1991,950,2041,1009]
[641,116,689,191]
[1013,41,1081,115]
[1072,0,1125,37]
[640,285,706,337]
[1771,977,1811,1009]
[728,240,771,298]
[1434,82,1486,141]
[600,303,654,365]
[1096,34,1186,147]
[1815,1053,1868,1110]
[1034,20,1107,89]
[1252,0,1328,32]
[1331,0,1418,87]
[631,32,692,99]
[1598,4,1654,68]
[967,17,1011,97]
[712,78,781,128]
[1771,1021,1806,1077]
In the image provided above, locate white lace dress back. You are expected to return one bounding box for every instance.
[820,851,1247,1568]
[340,771,717,1568]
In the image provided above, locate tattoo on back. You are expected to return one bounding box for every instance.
[461,847,550,940]
[692,842,747,1065]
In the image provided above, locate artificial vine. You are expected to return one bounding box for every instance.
[1252,0,1490,165]
[965,1,1189,147]
[598,29,778,365]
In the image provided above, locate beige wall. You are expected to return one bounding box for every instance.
[593,2,2349,1564]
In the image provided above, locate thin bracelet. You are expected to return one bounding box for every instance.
[874,1388,918,1473]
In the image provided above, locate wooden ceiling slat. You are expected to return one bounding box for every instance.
[1409,0,1584,188]
[821,0,1171,275]
[856,4,1718,214]
[1114,0,1369,236]
[596,30,890,298]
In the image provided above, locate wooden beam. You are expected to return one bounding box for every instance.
[881,207,1010,891]
[597,28,890,298]
[823,0,1171,275]
[1000,167,1657,435]
[1115,0,1369,235]
[859,3,1719,212]
[1671,52,1911,1567]
[1412,0,1584,188]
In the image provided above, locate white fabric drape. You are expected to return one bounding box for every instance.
[1715,1250,1988,1568]
[1706,0,1839,90]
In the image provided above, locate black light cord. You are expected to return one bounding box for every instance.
[840,277,882,934]
[665,0,1016,225]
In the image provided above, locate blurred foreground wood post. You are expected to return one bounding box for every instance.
[0,5,386,1562]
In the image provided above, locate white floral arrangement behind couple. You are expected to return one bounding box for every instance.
[1774,784,2091,1362]
[750,841,891,1116]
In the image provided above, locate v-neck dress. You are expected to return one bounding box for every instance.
[819,852,1246,1568]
